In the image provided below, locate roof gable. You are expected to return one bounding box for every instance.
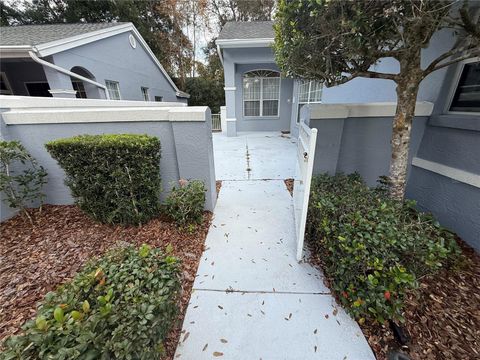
[0,23,127,46]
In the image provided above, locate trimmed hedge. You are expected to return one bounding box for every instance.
[2,244,181,359]
[306,173,459,324]
[46,134,161,225]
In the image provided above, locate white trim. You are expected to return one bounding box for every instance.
[0,95,185,108]
[226,118,236,122]
[444,57,480,115]
[0,72,13,95]
[28,50,110,99]
[0,45,33,58]
[2,106,210,124]
[105,79,122,100]
[224,87,236,91]
[216,38,274,48]
[412,157,480,189]
[309,102,434,119]
[48,89,77,95]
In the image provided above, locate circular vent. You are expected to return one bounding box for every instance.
[129,34,136,49]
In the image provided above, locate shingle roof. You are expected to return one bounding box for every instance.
[218,21,274,40]
[0,22,127,46]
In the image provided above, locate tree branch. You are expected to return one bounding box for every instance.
[423,43,480,77]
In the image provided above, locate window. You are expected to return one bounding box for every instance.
[298,79,323,104]
[449,60,480,113]
[243,70,280,117]
[296,79,323,123]
[105,80,121,100]
[154,96,163,102]
[0,72,12,95]
[141,87,150,101]
[72,81,87,99]
[25,82,52,97]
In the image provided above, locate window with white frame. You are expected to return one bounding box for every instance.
[297,79,323,123]
[105,80,121,100]
[243,70,280,117]
[449,60,480,113]
[141,87,149,101]
[72,80,87,99]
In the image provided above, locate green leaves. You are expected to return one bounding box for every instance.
[2,245,181,359]
[0,140,48,223]
[45,134,161,226]
[306,173,459,324]
[164,179,206,226]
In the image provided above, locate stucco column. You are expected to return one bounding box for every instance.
[42,66,77,98]
[223,55,237,137]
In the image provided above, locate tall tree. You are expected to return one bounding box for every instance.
[274,0,480,200]
[208,0,275,29]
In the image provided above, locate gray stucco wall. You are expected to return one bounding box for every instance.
[50,31,184,103]
[308,115,428,187]
[0,107,216,222]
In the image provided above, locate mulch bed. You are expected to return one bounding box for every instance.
[0,204,213,359]
[284,178,294,196]
[309,238,480,360]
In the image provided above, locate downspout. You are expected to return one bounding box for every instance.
[216,43,224,65]
[28,50,110,100]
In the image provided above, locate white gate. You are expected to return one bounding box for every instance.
[293,122,317,261]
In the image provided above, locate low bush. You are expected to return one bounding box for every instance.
[2,244,181,360]
[45,134,161,225]
[164,179,206,226]
[306,173,459,324]
[0,140,48,224]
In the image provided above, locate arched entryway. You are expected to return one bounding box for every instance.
[70,66,100,99]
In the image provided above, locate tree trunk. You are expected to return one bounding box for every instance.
[389,76,420,201]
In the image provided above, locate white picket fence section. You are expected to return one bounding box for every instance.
[293,121,318,261]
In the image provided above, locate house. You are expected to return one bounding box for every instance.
[216,21,479,251]
[0,23,189,102]
[216,21,477,137]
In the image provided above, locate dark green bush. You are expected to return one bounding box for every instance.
[45,134,161,225]
[164,179,206,226]
[306,173,459,324]
[2,244,181,360]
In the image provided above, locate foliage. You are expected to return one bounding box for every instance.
[182,77,225,113]
[45,134,161,226]
[306,173,460,324]
[208,0,275,28]
[1,244,181,360]
[0,140,48,223]
[274,0,479,200]
[164,179,206,226]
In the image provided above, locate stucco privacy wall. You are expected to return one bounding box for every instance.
[305,102,480,251]
[0,97,216,222]
[49,31,185,103]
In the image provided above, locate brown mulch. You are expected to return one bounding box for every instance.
[0,205,212,359]
[284,178,294,196]
[216,180,222,198]
[309,237,480,360]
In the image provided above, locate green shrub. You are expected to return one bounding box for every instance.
[2,244,181,360]
[164,179,206,226]
[45,134,161,225]
[0,140,48,224]
[306,173,459,324]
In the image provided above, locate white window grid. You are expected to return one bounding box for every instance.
[105,80,121,100]
[243,71,280,117]
[298,80,323,104]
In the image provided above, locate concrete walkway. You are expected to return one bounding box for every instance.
[174,132,375,359]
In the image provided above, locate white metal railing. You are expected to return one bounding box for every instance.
[212,113,221,131]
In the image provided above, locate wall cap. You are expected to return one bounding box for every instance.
[412,157,480,189]
[2,106,209,125]
[310,102,434,119]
